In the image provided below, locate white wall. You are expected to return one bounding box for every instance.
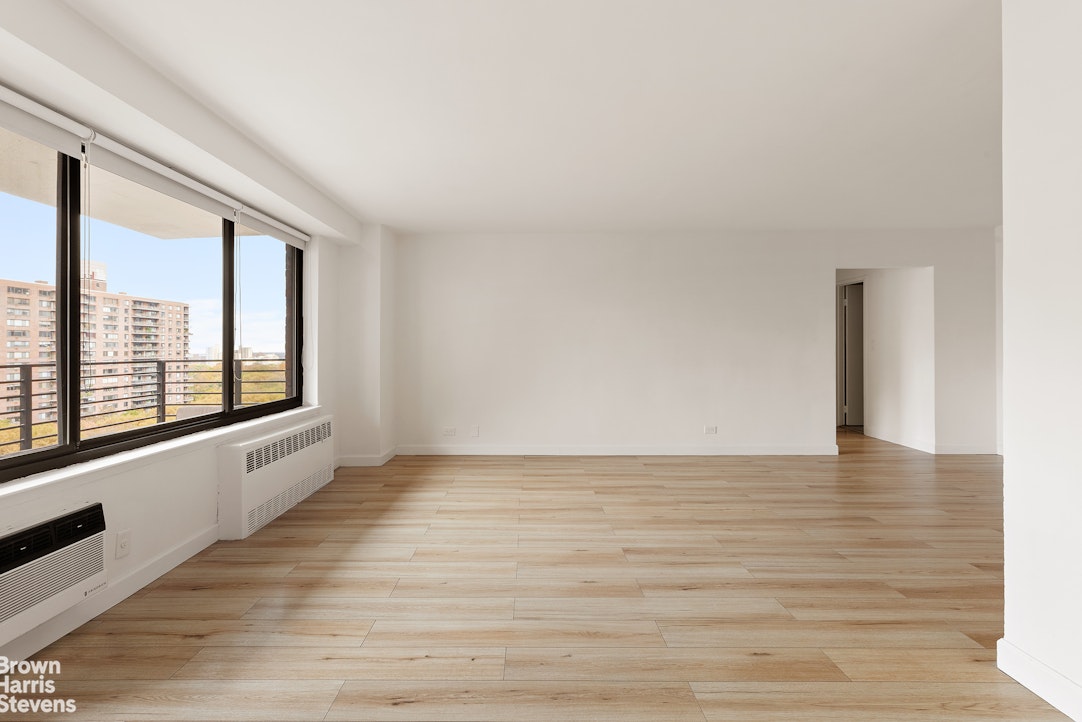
[999,3,1082,719]
[335,225,397,465]
[861,267,936,453]
[394,230,996,456]
[308,236,339,457]
[396,233,835,454]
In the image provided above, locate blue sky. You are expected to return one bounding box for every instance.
[1,192,286,355]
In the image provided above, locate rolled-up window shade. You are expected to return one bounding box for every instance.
[1,85,311,245]
[0,90,86,157]
[236,210,309,249]
[85,142,238,220]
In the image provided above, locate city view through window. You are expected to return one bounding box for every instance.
[1,128,293,460]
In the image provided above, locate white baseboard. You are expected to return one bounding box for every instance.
[936,443,1000,454]
[998,638,1082,721]
[337,448,397,467]
[394,444,839,456]
[861,430,936,454]
[855,429,998,455]
[0,524,219,661]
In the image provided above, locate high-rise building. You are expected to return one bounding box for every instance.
[1,264,189,423]
[1,278,57,425]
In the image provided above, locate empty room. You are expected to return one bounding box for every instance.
[0,1,1079,720]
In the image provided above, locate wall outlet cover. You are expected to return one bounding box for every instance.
[115,529,131,559]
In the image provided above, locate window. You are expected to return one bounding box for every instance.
[81,165,223,438]
[0,126,60,459]
[233,229,299,409]
[0,95,304,483]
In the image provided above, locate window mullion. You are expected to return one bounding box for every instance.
[288,246,302,401]
[222,219,235,414]
[57,152,81,449]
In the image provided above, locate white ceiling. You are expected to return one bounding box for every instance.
[60,0,1001,234]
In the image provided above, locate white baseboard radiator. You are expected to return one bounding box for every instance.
[0,504,107,647]
[218,415,334,540]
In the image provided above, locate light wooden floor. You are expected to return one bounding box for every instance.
[26,431,1068,720]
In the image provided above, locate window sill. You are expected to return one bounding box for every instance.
[0,404,325,503]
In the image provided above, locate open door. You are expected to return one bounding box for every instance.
[841,283,864,427]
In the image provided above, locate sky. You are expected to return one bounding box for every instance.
[0,191,287,355]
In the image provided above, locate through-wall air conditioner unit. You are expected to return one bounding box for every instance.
[218,415,334,540]
[0,504,108,647]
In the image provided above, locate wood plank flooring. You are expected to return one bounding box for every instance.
[22,431,1068,720]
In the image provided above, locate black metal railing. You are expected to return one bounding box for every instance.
[0,358,289,456]
[0,363,59,451]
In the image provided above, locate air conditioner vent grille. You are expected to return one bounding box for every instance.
[0,533,104,624]
[245,420,332,474]
[0,503,106,575]
[54,505,107,544]
[0,529,51,570]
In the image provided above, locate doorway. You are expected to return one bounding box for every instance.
[838,282,864,430]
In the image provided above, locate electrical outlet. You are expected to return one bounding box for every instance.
[470,425,480,437]
[704,425,718,435]
[115,529,131,559]
[442,427,457,437]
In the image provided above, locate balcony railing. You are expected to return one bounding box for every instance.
[0,358,289,456]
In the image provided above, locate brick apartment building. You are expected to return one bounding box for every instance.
[2,262,190,426]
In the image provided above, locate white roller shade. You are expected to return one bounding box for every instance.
[85,141,239,220]
[236,209,309,249]
[1,84,311,246]
[0,85,87,157]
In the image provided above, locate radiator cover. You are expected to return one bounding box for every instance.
[218,416,334,540]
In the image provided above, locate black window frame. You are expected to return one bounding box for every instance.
[0,147,303,484]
